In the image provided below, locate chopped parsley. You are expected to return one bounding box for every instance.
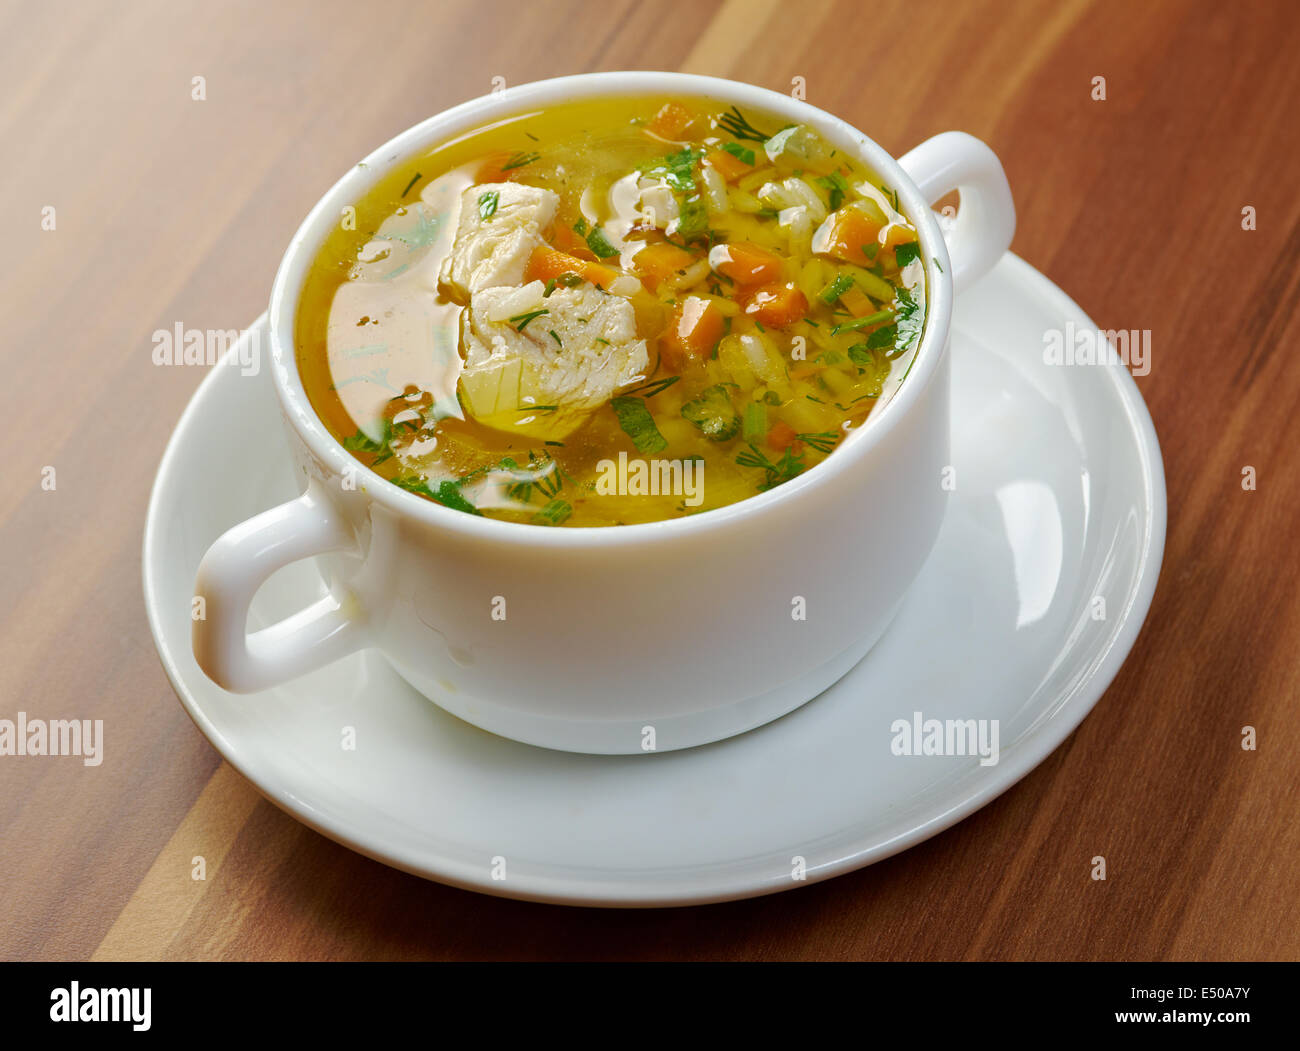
[393,476,482,516]
[722,141,756,166]
[477,190,499,220]
[610,396,669,453]
[343,422,387,454]
[865,325,897,350]
[894,241,921,267]
[894,286,923,353]
[642,148,709,242]
[815,172,849,211]
[342,419,407,464]
[584,225,620,259]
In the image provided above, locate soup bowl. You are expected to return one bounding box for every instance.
[193,71,1015,753]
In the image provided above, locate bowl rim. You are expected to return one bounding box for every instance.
[267,70,954,547]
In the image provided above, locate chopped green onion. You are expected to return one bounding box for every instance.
[681,384,741,442]
[830,308,895,335]
[818,273,855,305]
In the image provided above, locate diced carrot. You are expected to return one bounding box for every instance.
[551,222,597,260]
[474,151,521,184]
[767,420,801,452]
[815,207,884,266]
[710,241,784,286]
[523,246,619,290]
[633,242,698,290]
[883,223,918,249]
[839,286,876,317]
[743,284,808,329]
[646,101,698,141]
[659,297,725,371]
[704,148,752,182]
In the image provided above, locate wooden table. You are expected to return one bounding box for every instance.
[2,0,1297,961]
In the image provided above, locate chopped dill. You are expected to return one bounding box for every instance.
[501,151,540,170]
[717,106,771,143]
[508,308,549,332]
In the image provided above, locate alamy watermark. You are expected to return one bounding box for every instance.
[50,983,150,1031]
[890,710,1000,766]
[151,322,260,375]
[594,451,704,507]
[0,712,103,766]
[1043,322,1150,376]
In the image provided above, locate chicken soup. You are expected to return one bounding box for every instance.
[296,96,927,526]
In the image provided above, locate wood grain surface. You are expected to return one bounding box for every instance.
[2,0,1298,961]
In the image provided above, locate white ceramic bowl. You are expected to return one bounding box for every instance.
[193,72,1015,753]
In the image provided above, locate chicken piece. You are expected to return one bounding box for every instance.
[457,280,649,439]
[439,183,560,299]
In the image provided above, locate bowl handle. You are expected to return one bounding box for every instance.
[192,482,365,693]
[898,131,1016,293]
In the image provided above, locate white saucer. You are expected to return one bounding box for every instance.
[143,253,1165,907]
